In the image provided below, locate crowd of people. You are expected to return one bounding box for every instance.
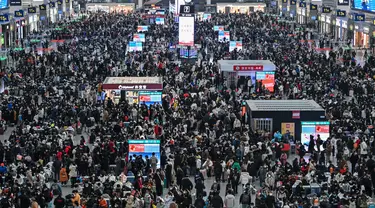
[0,8,375,208]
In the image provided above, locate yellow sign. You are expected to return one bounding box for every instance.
[281,122,295,137]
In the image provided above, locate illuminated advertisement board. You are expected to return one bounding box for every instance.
[178,16,194,46]
[128,140,161,168]
[139,91,162,106]
[133,33,145,42]
[155,17,165,24]
[213,25,224,31]
[218,31,230,42]
[137,26,148,32]
[229,41,243,52]
[203,13,211,21]
[128,41,142,52]
[301,121,330,151]
[256,71,275,92]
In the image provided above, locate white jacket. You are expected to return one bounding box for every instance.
[360,141,368,155]
[240,172,252,185]
[225,194,236,208]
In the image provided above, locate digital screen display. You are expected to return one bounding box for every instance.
[213,25,224,31]
[0,0,8,9]
[139,91,162,106]
[218,31,230,42]
[128,41,142,52]
[128,140,161,168]
[179,48,198,58]
[28,7,37,13]
[155,17,165,24]
[355,14,365,21]
[133,33,145,42]
[203,13,211,21]
[137,26,148,32]
[301,122,330,151]
[156,9,165,15]
[353,0,371,10]
[337,10,346,17]
[256,72,275,92]
[178,16,194,46]
[229,41,243,52]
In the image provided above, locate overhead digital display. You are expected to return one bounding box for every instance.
[139,91,162,106]
[229,41,243,52]
[133,33,145,42]
[256,71,275,92]
[0,0,8,9]
[301,121,330,151]
[179,47,198,59]
[155,17,165,24]
[128,41,142,52]
[203,13,211,21]
[218,31,230,42]
[178,16,194,46]
[137,25,148,32]
[337,10,346,17]
[338,0,349,5]
[213,25,224,31]
[128,140,161,168]
[352,0,375,11]
[10,0,20,6]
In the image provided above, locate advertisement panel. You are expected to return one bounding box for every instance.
[180,47,198,58]
[218,31,230,42]
[137,26,148,32]
[229,41,243,52]
[128,41,142,52]
[128,140,161,168]
[256,71,275,92]
[213,25,224,31]
[139,91,162,106]
[155,18,165,24]
[178,16,194,46]
[301,121,330,151]
[10,0,20,6]
[281,122,295,137]
[133,33,145,42]
[203,13,211,21]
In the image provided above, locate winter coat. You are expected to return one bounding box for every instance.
[225,194,236,208]
[69,165,78,178]
[240,172,252,185]
[60,168,69,182]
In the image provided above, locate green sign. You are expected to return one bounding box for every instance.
[0,57,7,61]
[30,39,41,43]
[128,140,160,144]
[301,121,330,125]
[14,47,24,51]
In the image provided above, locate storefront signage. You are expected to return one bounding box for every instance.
[322,7,331,13]
[291,0,296,5]
[0,14,9,22]
[336,10,346,17]
[57,0,62,5]
[28,7,37,13]
[354,14,365,21]
[292,111,300,119]
[10,0,21,6]
[49,2,55,8]
[102,84,163,91]
[233,65,264,71]
[39,4,47,10]
[310,4,317,10]
[337,0,349,5]
[299,2,306,7]
[14,10,24,18]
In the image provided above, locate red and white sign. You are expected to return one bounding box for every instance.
[292,111,300,119]
[178,16,194,46]
[233,65,264,71]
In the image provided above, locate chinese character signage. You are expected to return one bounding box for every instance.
[322,7,331,13]
[0,14,9,22]
[178,16,194,46]
[337,10,346,17]
[28,7,37,13]
[39,4,46,10]
[10,0,21,6]
[233,65,264,71]
[14,10,24,17]
[355,14,365,21]
[310,4,317,10]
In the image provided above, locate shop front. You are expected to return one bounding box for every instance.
[102,77,163,105]
[353,22,370,48]
[14,18,26,40]
[86,3,135,13]
[28,13,39,33]
[319,14,332,34]
[218,60,276,89]
[216,3,266,14]
[335,17,348,41]
[297,7,307,24]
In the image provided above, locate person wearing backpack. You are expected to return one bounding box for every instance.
[51,180,62,196]
[150,152,158,172]
[54,194,66,208]
[240,188,251,208]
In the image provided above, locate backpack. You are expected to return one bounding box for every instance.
[150,157,158,165]
[52,183,60,195]
[241,193,250,204]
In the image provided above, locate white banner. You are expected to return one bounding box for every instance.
[178,16,194,46]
